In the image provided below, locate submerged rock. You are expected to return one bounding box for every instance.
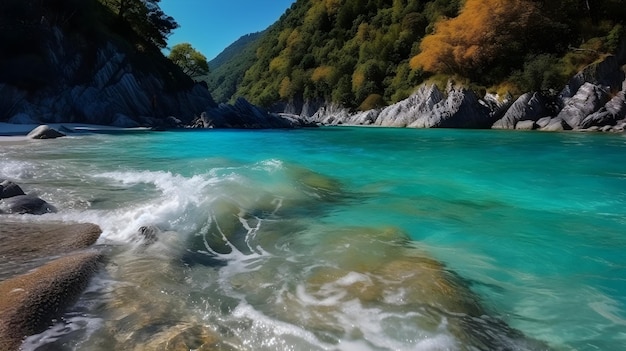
[0,221,102,279]
[0,195,57,215]
[0,180,25,199]
[0,251,102,351]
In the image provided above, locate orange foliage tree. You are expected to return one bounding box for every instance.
[410,0,544,78]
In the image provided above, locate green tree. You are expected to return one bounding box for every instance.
[168,43,209,78]
[100,0,177,48]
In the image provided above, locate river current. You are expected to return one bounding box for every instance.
[1,127,625,350]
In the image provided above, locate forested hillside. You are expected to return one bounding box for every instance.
[206,31,265,103]
[216,0,625,110]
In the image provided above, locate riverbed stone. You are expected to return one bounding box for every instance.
[0,194,57,215]
[515,120,536,130]
[0,221,102,279]
[0,251,102,351]
[0,180,25,199]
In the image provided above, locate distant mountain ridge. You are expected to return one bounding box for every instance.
[205,31,266,103]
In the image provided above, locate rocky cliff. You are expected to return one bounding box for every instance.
[0,25,303,130]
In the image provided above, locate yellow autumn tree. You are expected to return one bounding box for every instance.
[410,0,543,77]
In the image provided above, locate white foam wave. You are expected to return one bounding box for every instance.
[0,159,37,180]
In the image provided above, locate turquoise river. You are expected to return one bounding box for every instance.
[1,127,625,350]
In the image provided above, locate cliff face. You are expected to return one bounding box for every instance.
[0,26,217,128]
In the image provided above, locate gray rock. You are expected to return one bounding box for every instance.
[309,104,352,125]
[111,113,140,128]
[581,90,626,129]
[560,55,624,101]
[515,120,536,130]
[0,181,25,200]
[0,195,57,215]
[7,113,39,125]
[426,86,492,128]
[539,117,569,131]
[26,125,66,139]
[557,82,609,129]
[376,84,444,127]
[536,116,552,128]
[492,92,549,129]
[204,98,301,129]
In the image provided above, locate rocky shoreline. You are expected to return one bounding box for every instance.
[301,54,626,132]
[0,180,103,350]
[0,221,103,351]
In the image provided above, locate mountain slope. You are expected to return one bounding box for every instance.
[228,0,625,112]
[206,31,265,103]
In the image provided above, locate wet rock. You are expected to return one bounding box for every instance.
[0,251,102,351]
[539,117,569,131]
[0,195,57,215]
[0,180,25,199]
[425,85,492,128]
[111,113,140,128]
[26,125,66,139]
[0,221,102,279]
[557,82,610,129]
[200,97,301,129]
[580,90,626,129]
[137,225,160,246]
[515,120,536,130]
[492,92,549,129]
[536,116,552,129]
[137,323,221,351]
[376,84,444,127]
[560,55,624,101]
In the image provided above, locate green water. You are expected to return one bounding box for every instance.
[1,127,625,350]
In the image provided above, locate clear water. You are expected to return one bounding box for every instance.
[1,127,625,350]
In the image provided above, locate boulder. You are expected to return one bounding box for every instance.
[492,92,549,129]
[425,85,492,128]
[539,117,569,131]
[536,116,552,129]
[0,180,25,199]
[0,252,102,351]
[515,120,536,130]
[309,103,352,125]
[137,225,160,246]
[580,90,626,129]
[0,195,57,215]
[111,113,140,128]
[557,82,610,129]
[560,55,624,101]
[0,221,101,280]
[26,125,66,139]
[375,84,444,127]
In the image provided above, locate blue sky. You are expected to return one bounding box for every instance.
[160,0,296,61]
